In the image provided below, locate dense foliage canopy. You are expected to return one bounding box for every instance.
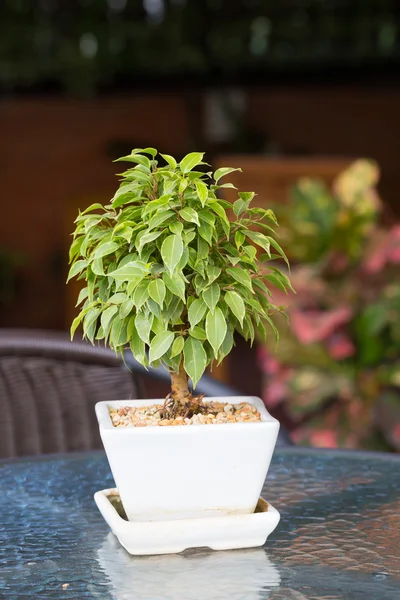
[68,148,291,387]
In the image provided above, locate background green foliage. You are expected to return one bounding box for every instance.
[260,160,400,451]
[1,1,398,95]
[68,148,290,386]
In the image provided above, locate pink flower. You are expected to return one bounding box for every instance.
[363,225,400,274]
[291,306,352,345]
[264,379,287,408]
[258,346,281,374]
[326,332,355,360]
[309,430,338,448]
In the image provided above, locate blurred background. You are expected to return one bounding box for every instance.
[1,0,399,452]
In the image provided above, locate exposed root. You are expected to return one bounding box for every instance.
[162,393,206,420]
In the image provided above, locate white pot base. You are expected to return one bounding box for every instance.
[94,488,280,556]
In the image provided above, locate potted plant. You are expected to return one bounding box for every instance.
[68,148,291,530]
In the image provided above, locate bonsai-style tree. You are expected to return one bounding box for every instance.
[68,149,291,417]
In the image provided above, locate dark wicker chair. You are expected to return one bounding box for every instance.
[0,329,291,459]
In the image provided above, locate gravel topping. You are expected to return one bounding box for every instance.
[110,402,261,427]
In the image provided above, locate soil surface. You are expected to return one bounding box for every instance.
[110,402,261,427]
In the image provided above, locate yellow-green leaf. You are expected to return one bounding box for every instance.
[183,337,207,387]
[148,278,166,308]
[205,307,227,356]
[225,291,245,326]
[149,330,174,363]
[161,235,184,273]
[188,297,207,327]
[170,335,184,358]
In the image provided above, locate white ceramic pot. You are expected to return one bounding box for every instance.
[95,397,279,523]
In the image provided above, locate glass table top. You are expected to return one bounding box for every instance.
[1,447,399,599]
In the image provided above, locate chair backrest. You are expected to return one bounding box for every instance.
[0,330,140,459]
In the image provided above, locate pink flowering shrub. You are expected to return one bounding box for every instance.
[259,160,400,451]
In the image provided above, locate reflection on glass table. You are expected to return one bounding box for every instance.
[1,447,399,599]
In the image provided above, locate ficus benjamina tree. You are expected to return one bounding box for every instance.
[68,148,292,417]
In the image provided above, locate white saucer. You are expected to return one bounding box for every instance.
[94,488,280,556]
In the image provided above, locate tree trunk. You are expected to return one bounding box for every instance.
[164,359,204,419]
[170,360,191,404]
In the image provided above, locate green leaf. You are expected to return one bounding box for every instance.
[218,327,234,364]
[108,292,127,304]
[69,236,84,262]
[75,287,88,307]
[148,278,166,307]
[225,291,245,326]
[101,305,118,337]
[161,235,184,273]
[133,279,150,308]
[148,209,174,231]
[93,241,119,260]
[198,222,213,245]
[162,272,186,302]
[80,202,105,216]
[214,167,241,183]
[202,283,220,311]
[120,298,134,319]
[83,307,101,339]
[163,295,183,322]
[243,245,257,261]
[227,267,253,292]
[180,152,204,173]
[189,326,207,341]
[141,195,171,218]
[136,230,163,253]
[195,180,208,207]
[253,278,272,296]
[135,311,153,344]
[115,154,150,168]
[91,257,104,276]
[266,237,290,268]
[129,327,147,367]
[179,207,200,226]
[179,178,188,195]
[264,273,289,293]
[207,201,230,237]
[243,314,255,345]
[108,261,148,281]
[207,266,221,284]
[194,239,208,265]
[206,307,227,356]
[67,260,87,282]
[108,315,124,347]
[169,221,183,235]
[198,210,215,226]
[149,330,174,363]
[112,192,139,210]
[70,311,86,339]
[233,199,246,217]
[151,315,166,335]
[238,191,255,205]
[235,230,245,248]
[161,153,177,169]
[135,147,157,157]
[183,230,196,245]
[183,337,207,387]
[188,297,207,327]
[244,230,271,255]
[170,335,185,358]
